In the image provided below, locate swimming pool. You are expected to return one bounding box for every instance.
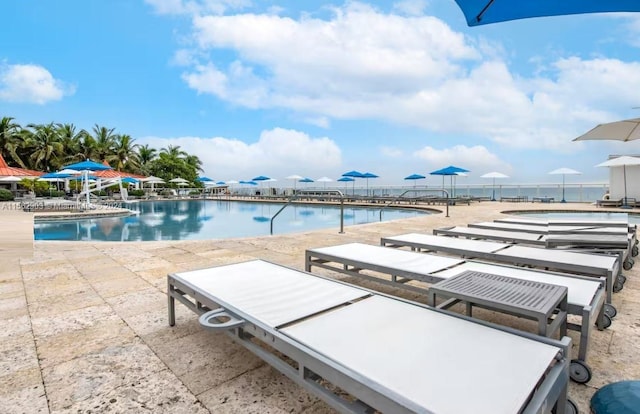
[34,200,431,241]
[514,211,640,224]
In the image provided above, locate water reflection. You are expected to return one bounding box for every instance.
[34,200,428,241]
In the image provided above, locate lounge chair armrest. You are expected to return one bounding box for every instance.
[199,308,245,331]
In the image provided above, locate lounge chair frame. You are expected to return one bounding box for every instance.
[433,225,634,272]
[381,233,621,304]
[305,243,606,367]
[168,260,573,414]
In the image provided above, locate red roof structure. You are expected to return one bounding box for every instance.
[0,153,42,177]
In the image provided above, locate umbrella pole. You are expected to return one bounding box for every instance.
[622,165,631,209]
[561,174,566,203]
[492,178,496,201]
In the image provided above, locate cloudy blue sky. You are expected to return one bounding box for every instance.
[2,0,640,186]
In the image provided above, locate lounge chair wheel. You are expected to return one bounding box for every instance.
[570,359,592,384]
[565,398,579,414]
[623,260,633,271]
[603,304,617,319]
[601,314,613,330]
[614,280,624,293]
[618,274,627,284]
[633,246,639,257]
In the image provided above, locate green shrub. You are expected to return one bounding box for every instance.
[128,189,145,197]
[0,188,14,201]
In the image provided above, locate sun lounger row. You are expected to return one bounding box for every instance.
[304,242,606,385]
[381,232,622,303]
[169,260,576,414]
[433,225,636,271]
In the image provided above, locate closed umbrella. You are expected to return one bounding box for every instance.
[548,168,581,203]
[480,172,509,201]
[453,0,640,26]
[596,156,640,208]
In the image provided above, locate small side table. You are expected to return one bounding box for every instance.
[428,270,568,338]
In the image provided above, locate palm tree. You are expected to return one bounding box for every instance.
[184,154,203,172]
[26,123,63,172]
[161,144,188,159]
[56,123,86,164]
[0,117,25,167]
[110,134,140,171]
[91,125,116,162]
[136,144,157,175]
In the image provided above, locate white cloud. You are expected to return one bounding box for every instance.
[167,2,640,151]
[144,0,251,15]
[392,0,428,16]
[413,144,512,175]
[0,63,74,104]
[138,127,342,179]
[380,146,404,157]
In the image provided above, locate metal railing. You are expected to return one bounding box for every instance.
[379,189,450,220]
[270,190,345,235]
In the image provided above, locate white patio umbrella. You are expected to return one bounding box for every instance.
[596,156,640,208]
[140,176,165,191]
[169,177,189,186]
[574,118,640,142]
[316,176,333,189]
[480,172,509,201]
[286,175,304,191]
[0,175,23,182]
[548,167,581,203]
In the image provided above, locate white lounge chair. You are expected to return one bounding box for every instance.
[305,243,607,384]
[168,260,575,414]
[381,232,623,303]
[433,225,635,270]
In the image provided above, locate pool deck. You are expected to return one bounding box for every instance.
[1,200,639,413]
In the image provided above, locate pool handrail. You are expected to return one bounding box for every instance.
[270,190,345,235]
[379,189,450,220]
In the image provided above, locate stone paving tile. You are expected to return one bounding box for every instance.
[0,366,43,397]
[28,289,104,319]
[31,304,118,339]
[36,319,135,369]
[0,384,49,414]
[89,274,153,298]
[77,265,139,283]
[104,287,166,318]
[0,295,28,320]
[197,365,319,414]
[1,333,40,377]
[2,315,33,341]
[42,340,168,412]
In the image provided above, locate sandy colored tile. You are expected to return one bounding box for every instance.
[1,315,33,341]
[31,304,117,338]
[89,275,151,298]
[42,340,167,411]
[28,289,105,319]
[0,366,44,397]
[197,365,319,414]
[76,265,138,282]
[0,295,28,320]
[0,333,39,377]
[139,307,202,346]
[0,383,48,414]
[123,257,173,272]
[36,318,135,369]
[105,287,165,318]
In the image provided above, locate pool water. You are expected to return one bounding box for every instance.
[34,200,430,241]
[514,211,640,224]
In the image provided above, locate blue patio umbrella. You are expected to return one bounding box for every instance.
[404,173,426,188]
[121,177,138,184]
[337,176,356,194]
[216,181,226,185]
[252,175,271,182]
[360,172,378,196]
[342,170,365,178]
[299,177,314,183]
[62,159,112,171]
[196,176,213,182]
[453,0,640,27]
[430,166,470,197]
